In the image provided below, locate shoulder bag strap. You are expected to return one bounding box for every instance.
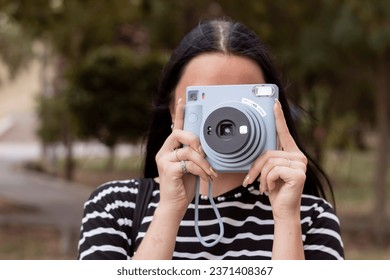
[131,178,154,255]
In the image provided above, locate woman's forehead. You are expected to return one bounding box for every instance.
[174,53,265,101]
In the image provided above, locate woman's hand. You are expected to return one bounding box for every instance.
[155,98,217,214]
[243,99,306,259]
[244,99,307,220]
[135,98,217,260]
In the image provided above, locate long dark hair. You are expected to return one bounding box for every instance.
[143,19,334,203]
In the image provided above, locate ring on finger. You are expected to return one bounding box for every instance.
[286,158,291,168]
[174,148,181,161]
[180,160,188,174]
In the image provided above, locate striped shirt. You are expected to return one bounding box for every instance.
[78,178,344,260]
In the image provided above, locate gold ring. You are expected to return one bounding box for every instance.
[180,160,188,174]
[287,158,291,168]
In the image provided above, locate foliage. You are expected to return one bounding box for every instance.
[0,10,33,81]
[68,46,165,147]
[1,0,388,144]
[0,0,388,182]
[36,94,69,144]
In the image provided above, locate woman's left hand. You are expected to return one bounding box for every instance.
[244,99,307,220]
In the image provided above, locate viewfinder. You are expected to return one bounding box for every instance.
[188,90,198,101]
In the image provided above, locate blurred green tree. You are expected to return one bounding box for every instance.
[1,0,387,225]
[0,10,33,82]
[0,0,150,179]
[325,0,390,244]
[36,93,73,177]
[36,95,65,144]
[68,46,164,169]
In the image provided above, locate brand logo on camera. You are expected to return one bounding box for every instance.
[184,84,278,172]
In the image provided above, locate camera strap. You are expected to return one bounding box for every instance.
[194,176,224,247]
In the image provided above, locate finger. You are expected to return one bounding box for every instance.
[259,158,290,190]
[243,150,298,186]
[166,97,206,157]
[266,166,306,193]
[181,161,213,182]
[173,98,185,130]
[172,147,217,178]
[259,155,305,181]
[169,129,205,155]
[265,166,285,193]
[158,129,198,155]
[274,99,299,152]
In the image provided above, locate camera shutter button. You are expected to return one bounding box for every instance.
[188,113,198,123]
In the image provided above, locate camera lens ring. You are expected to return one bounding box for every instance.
[211,108,258,161]
[202,106,251,155]
[200,102,266,169]
[214,106,265,165]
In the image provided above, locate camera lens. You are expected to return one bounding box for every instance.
[201,102,266,169]
[218,122,234,137]
[203,107,251,154]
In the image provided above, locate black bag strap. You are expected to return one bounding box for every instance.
[131,178,155,255]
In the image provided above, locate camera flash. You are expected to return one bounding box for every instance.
[239,125,248,134]
[253,85,275,97]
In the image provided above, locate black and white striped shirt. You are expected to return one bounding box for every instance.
[78,178,344,260]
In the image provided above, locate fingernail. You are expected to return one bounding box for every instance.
[275,98,282,108]
[177,97,182,104]
[259,184,264,195]
[242,174,250,188]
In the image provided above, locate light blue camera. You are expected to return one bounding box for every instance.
[184,84,278,172]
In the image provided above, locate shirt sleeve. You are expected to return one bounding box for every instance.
[77,180,138,260]
[302,198,345,260]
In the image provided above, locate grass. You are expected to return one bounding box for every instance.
[323,149,390,260]
[40,154,144,187]
[0,224,77,260]
[324,149,390,215]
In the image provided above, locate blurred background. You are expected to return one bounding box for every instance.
[0,0,389,259]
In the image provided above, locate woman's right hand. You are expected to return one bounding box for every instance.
[135,98,217,259]
[155,98,218,215]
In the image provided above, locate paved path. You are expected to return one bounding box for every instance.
[0,160,92,229]
[0,158,95,256]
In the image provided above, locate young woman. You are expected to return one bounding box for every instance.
[78,19,344,260]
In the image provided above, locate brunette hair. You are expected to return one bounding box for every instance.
[143,19,334,202]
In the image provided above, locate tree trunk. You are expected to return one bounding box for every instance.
[50,59,74,181]
[63,111,74,181]
[372,56,390,245]
[106,145,116,171]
